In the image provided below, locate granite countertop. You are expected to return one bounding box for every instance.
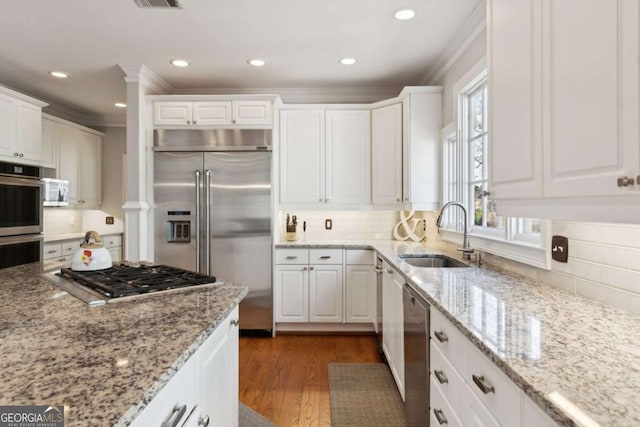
[276,240,640,427]
[0,262,247,426]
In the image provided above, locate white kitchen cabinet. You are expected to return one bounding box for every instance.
[49,115,103,208]
[199,306,240,427]
[275,248,343,324]
[381,261,405,399]
[280,108,371,206]
[43,234,123,269]
[488,0,640,221]
[372,103,403,205]
[325,109,371,205]
[402,90,442,211]
[345,249,376,324]
[154,100,272,127]
[523,394,558,427]
[132,306,240,427]
[275,264,309,322]
[279,109,325,204]
[0,88,47,165]
[41,117,57,168]
[308,264,343,322]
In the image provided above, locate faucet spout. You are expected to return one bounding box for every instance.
[436,201,474,258]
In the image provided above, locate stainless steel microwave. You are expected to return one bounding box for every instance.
[42,178,69,207]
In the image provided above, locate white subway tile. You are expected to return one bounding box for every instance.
[599,265,640,294]
[573,241,629,269]
[552,258,601,283]
[552,221,600,242]
[598,224,640,249]
[575,278,640,315]
[537,269,576,294]
[630,250,640,272]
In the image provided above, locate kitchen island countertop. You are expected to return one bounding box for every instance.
[0,262,247,426]
[277,240,640,427]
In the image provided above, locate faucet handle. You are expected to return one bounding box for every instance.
[456,247,475,254]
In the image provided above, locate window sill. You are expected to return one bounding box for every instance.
[439,229,550,270]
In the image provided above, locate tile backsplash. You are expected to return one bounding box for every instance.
[43,209,124,237]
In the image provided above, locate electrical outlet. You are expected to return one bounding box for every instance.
[325,219,332,230]
[105,216,115,225]
[551,235,569,263]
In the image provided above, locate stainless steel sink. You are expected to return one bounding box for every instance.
[399,254,470,268]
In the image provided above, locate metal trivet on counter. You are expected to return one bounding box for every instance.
[58,264,217,298]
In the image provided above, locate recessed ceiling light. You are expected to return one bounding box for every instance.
[394,8,417,20]
[114,102,127,108]
[247,59,266,67]
[170,59,190,67]
[340,58,357,65]
[49,71,71,79]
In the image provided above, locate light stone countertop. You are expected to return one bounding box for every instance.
[0,262,247,426]
[276,240,640,427]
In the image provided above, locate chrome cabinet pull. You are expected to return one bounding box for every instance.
[309,266,314,270]
[434,370,448,384]
[433,408,448,425]
[47,250,56,254]
[385,269,394,275]
[285,256,298,259]
[19,153,24,157]
[161,403,187,427]
[472,374,495,394]
[198,415,210,426]
[434,330,448,343]
[230,319,239,327]
[193,120,197,124]
[617,176,635,187]
[319,255,331,259]
[302,266,308,271]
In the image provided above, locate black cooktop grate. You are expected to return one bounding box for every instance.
[58,264,217,298]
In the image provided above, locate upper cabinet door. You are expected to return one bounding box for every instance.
[232,100,272,126]
[488,0,543,199]
[41,118,57,168]
[193,101,232,125]
[154,102,193,125]
[280,109,325,204]
[325,109,371,205]
[372,103,403,205]
[542,0,639,197]
[0,93,17,158]
[16,101,42,163]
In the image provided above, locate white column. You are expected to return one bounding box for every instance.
[119,65,172,261]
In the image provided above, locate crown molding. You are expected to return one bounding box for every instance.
[420,0,487,85]
[173,86,403,104]
[119,64,173,94]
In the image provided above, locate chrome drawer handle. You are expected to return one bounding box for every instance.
[230,319,239,327]
[319,255,331,259]
[434,408,448,425]
[472,374,495,394]
[286,256,298,259]
[434,330,448,343]
[198,415,210,426]
[47,250,57,254]
[161,403,187,427]
[385,269,394,275]
[434,370,448,384]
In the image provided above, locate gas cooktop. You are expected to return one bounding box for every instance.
[44,262,220,306]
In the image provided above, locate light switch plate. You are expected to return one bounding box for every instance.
[105,216,115,225]
[551,235,569,263]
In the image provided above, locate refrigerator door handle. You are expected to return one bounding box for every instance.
[205,169,212,275]
[195,170,202,274]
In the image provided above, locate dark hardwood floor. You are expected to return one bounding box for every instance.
[239,334,383,427]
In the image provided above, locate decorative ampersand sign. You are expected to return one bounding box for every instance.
[393,211,425,242]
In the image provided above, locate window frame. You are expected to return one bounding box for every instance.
[440,59,551,270]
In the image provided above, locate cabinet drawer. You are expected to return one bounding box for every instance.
[345,249,374,265]
[465,342,522,427]
[275,249,308,264]
[43,243,62,259]
[430,376,464,427]
[430,341,466,418]
[103,234,122,248]
[309,249,343,264]
[466,383,501,427]
[61,241,80,256]
[430,308,466,374]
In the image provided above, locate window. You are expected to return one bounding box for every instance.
[440,61,549,269]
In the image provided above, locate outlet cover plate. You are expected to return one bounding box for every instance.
[325,219,332,230]
[105,216,115,225]
[551,235,569,263]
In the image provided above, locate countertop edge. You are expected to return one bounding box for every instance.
[44,232,124,243]
[114,285,249,426]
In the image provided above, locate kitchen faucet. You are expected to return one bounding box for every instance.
[436,201,475,260]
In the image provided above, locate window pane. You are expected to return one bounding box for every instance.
[470,88,486,137]
[518,218,541,234]
[472,136,484,182]
[486,198,503,229]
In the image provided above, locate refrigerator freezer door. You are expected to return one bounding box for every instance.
[205,152,272,331]
[153,152,204,272]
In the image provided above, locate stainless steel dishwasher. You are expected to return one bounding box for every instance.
[403,284,429,427]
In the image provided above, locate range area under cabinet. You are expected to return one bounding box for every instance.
[43,233,123,270]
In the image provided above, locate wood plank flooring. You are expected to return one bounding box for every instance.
[239,334,383,427]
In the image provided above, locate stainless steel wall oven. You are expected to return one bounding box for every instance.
[0,161,44,269]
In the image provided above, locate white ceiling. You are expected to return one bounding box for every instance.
[0,0,482,125]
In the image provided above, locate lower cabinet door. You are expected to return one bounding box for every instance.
[309,265,343,322]
[430,377,463,427]
[199,307,239,427]
[275,265,309,322]
[466,384,501,427]
[345,265,376,324]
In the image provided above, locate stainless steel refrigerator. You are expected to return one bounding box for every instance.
[153,129,272,333]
